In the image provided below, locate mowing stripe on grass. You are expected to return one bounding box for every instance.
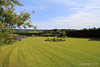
[0,37,100,67]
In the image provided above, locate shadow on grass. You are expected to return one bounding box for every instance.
[68,36,100,41]
[88,38,100,41]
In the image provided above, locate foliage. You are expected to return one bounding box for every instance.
[45,37,66,42]
[43,29,67,37]
[13,34,19,37]
[67,30,100,38]
[43,27,100,38]
[0,0,34,45]
[40,33,52,37]
[60,31,66,38]
[18,36,21,41]
[14,32,43,36]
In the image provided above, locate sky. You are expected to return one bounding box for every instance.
[15,0,100,29]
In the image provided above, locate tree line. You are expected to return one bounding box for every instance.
[14,27,100,38]
[43,27,100,38]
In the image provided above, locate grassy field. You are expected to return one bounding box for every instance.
[0,37,100,67]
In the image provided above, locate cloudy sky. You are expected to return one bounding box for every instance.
[15,0,100,29]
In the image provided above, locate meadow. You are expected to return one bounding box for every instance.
[0,37,100,67]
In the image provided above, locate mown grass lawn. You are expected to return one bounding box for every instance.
[0,37,100,67]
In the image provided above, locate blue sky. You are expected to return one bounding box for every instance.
[15,0,100,29]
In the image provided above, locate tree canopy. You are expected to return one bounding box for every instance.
[0,0,34,45]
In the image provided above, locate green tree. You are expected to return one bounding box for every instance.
[0,0,34,45]
[60,31,66,38]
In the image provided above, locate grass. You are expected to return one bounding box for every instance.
[0,37,100,67]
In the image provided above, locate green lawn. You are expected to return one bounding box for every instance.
[0,37,100,67]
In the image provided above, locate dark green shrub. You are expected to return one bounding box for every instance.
[45,37,66,42]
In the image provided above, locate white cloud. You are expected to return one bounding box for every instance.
[32,2,100,29]
[20,0,100,29]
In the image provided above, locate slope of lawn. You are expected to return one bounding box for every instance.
[0,37,100,67]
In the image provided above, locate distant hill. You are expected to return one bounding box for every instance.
[14,29,49,33]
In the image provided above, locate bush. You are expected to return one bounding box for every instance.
[45,37,66,42]
[14,34,19,37]
[0,32,15,45]
[18,37,22,41]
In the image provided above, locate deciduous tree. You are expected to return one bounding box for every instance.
[0,0,34,45]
